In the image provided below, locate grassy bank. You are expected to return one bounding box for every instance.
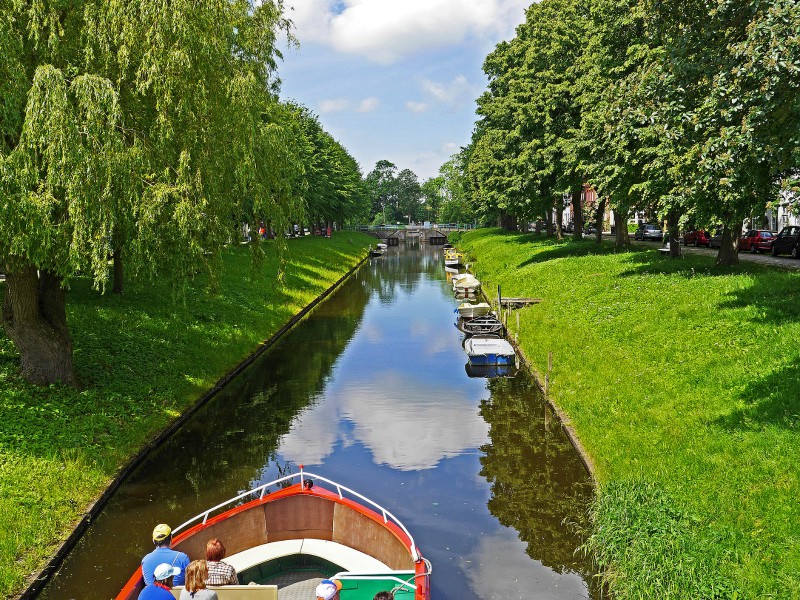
[0,232,373,599]
[457,229,800,599]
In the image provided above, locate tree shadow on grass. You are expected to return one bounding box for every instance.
[714,360,800,432]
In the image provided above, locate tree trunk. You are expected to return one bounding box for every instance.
[715,222,742,266]
[112,247,124,294]
[667,211,682,258]
[555,198,564,240]
[2,263,76,385]
[595,196,606,244]
[613,209,630,248]
[571,187,583,240]
[545,210,553,236]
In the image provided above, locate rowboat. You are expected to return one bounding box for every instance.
[116,469,431,600]
[452,275,480,293]
[464,336,516,366]
[456,314,504,336]
[456,302,491,319]
[443,249,463,267]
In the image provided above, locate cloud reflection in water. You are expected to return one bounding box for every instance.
[278,369,488,471]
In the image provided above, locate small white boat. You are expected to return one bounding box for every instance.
[464,336,516,366]
[453,275,480,292]
[376,243,388,250]
[457,302,491,318]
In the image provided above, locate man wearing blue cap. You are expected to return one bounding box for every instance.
[141,524,191,586]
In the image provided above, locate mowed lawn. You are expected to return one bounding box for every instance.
[459,228,800,599]
[0,232,373,599]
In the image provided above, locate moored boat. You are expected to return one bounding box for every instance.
[116,469,431,600]
[443,249,463,267]
[457,314,504,336]
[452,275,480,293]
[456,302,491,319]
[464,336,516,366]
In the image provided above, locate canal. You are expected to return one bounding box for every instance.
[39,241,598,600]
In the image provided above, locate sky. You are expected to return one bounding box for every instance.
[277,0,531,181]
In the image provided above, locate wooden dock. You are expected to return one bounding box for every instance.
[499,297,542,309]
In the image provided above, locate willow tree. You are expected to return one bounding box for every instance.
[0,0,295,385]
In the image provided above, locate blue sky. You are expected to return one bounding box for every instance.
[278,0,531,181]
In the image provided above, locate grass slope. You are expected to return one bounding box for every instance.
[0,232,373,599]
[458,229,800,599]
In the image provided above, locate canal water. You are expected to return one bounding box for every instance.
[39,241,598,600]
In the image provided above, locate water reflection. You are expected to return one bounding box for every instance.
[479,377,598,591]
[37,242,596,600]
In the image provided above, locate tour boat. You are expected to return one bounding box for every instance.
[116,469,431,600]
[464,336,516,366]
[456,302,491,319]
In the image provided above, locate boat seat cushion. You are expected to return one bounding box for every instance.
[224,539,390,574]
[170,585,277,600]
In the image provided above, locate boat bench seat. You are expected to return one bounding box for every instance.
[170,585,277,600]
[224,538,390,574]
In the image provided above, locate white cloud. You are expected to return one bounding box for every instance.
[318,98,351,113]
[406,101,429,114]
[420,75,475,108]
[357,97,380,112]
[286,0,530,64]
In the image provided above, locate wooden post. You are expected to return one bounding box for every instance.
[545,351,553,397]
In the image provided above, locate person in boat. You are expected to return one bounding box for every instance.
[142,524,191,586]
[179,560,218,600]
[205,539,238,585]
[315,578,342,600]
[138,563,181,600]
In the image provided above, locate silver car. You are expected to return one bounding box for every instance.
[634,224,663,241]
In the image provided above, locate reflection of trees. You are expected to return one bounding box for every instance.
[479,375,598,585]
[363,244,445,304]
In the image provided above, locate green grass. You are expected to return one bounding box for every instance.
[0,232,373,599]
[459,228,800,600]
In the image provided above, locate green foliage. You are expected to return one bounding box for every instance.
[460,229,800,598]
[0,233,373,597]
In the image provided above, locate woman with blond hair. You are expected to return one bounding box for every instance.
[178,560,218,600]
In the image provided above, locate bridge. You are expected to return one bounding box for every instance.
[352,224,474,245]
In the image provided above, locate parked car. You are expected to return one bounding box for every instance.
[634,223,663,241]
[771,225,800,257]
[739,230,776,253]
[709,230,724,248]
[584,224,597,235]
[683,229,711,247]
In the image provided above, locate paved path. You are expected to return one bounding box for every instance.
[632,238,800,269]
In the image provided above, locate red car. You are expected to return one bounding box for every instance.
[683,229,711,247]
[739,230,775,253]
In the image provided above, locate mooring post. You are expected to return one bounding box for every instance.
[545,351,553,397]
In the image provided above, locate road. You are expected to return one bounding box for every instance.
[631,238,800,269]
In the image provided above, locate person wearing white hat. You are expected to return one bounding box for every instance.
[141,523,191,586]
[137,563,181,600]
[315,579,342,600]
